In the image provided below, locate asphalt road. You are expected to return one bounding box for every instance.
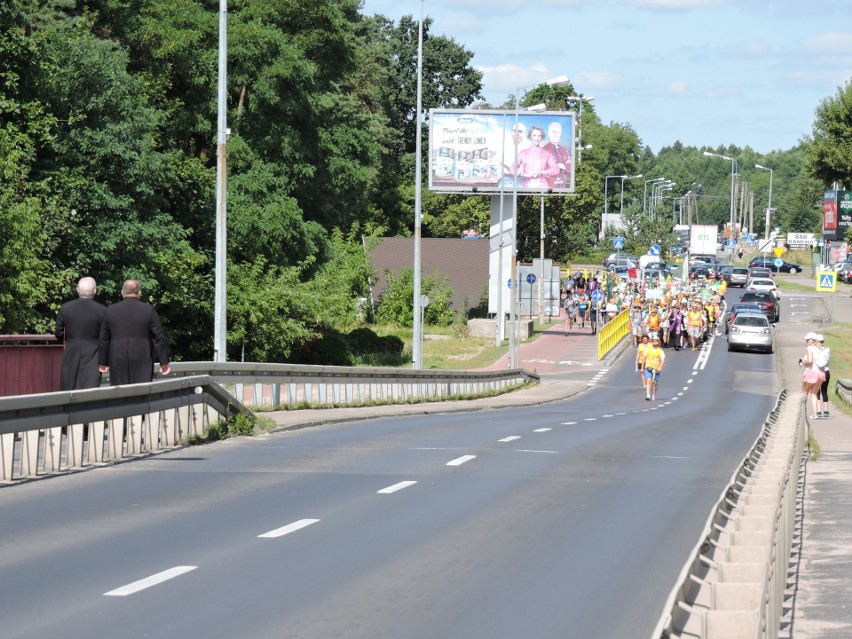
[0,295,779,639]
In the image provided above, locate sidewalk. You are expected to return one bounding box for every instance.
[773,275,852,638]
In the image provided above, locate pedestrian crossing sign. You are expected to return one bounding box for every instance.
[816,270,837,292]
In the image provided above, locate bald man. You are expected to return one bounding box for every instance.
[55,277,107,390]
[99,279,171,384]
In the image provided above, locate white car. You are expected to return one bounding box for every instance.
[746,277,781,299]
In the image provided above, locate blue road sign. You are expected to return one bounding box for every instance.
[613,237,625,250]
[649,244,661,256]
[507,278,512,289]
[591,290,604,304]
[727,240,737,248]
[774,258,784,268]
[526,273,537,284]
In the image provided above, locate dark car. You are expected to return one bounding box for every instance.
[725,302,764,333]
[739,290,780,323]
[688,265,712,280]
[748,257,804,274]
[837,263,852,284]
[748,266,773,279]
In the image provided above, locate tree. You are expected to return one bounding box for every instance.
[807,80,852,189]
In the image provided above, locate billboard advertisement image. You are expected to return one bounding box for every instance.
[429,109,576,194]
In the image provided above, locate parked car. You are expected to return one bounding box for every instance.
[838,263,852,284]
[603,252,638,268]
[739,290,780,323]
[747,266,773,279]
[725,302,764,334]
[746,277,781,299]
[747,257,804,274]
[727,266,750,287]
[727,312,774,353]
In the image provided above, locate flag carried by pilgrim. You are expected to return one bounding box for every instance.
[626,258,638,281]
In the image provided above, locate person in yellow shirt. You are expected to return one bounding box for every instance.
[635,334,651,389]
[644,335,666,400]
[718,278,728,305]
[686,303,705,351]
[645,306,661,338]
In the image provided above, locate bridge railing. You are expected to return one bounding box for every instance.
[168,362,538,409]
[0,364,537,482]
[0,376,246,482]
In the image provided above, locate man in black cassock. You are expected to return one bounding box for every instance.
[55,277,107,390]
[98,279,171,384]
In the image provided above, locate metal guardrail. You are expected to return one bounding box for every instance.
[0,364,536,482]
[651,388,804,639]
[836,378,852,405]
[168,362,539,408]
[0,376,248,482]
[597,309,630,360]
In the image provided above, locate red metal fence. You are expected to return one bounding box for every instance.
[0,335,63,397]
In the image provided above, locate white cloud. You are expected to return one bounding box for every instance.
[573,70,625,90]
[802,32,852,55]
[476,63,558,98]
[669,80,689,94]
[627,0,728,9]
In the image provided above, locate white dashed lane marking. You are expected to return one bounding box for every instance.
[104,566,197,597]
[258,518,320,539]
[378,481,417,494]
[447,455,476,467]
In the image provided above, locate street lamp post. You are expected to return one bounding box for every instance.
[565,95,594,164]
[650,181,674,220]
[643,177,667,216]
[620,174,643,216]
[412,0,425,369]
[755,163,774,239]
[213,0,228,362]
[603,175,625,236]
[703,151,736,259]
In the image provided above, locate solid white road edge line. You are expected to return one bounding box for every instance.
[104,566,197,597]
[499,436,521,442]
[258,518,320,539]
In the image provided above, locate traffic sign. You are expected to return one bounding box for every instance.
[773,247,784,257]
[613,237,625,250]
[757,238,773,252]
[726,240,736,248]
[591,290,604,304]
[816,271,837,292]
[507,278,512,289]
[526,273,536,284]
[774,258,784,268]
[649,244,661,256]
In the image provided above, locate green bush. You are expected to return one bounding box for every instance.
[309,332,353,365]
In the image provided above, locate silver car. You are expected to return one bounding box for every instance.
[728,267,749,287]
[727,312,774,353]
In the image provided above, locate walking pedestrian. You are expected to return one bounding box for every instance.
[54,277,107,390]
[816,334,831,417]
[644,335,665,401]
[799,332,825,419]
[99,279,171,384]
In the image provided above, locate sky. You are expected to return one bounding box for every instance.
[359,0,852,154]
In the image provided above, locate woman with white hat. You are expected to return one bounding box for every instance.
[799,332,825,419]
[816,334,831,417]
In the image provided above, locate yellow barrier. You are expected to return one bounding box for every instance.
[597,309,630,360]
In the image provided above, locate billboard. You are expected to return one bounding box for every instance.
[428,109,576,194]
[823,189,852,241]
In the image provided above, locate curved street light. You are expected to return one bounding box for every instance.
[704,151,737,260]
[755,164,774,239]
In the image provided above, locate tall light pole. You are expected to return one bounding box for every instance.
[565,95,594,164]
[509,76,569,368]
[643,177,667,216]
[603,175,625,238]
[620,173,643,216]
[755,163,774,239]
[412,0,424,369]
[703,151,736,258]
[650,180,674,220]
[213,0,228,362]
